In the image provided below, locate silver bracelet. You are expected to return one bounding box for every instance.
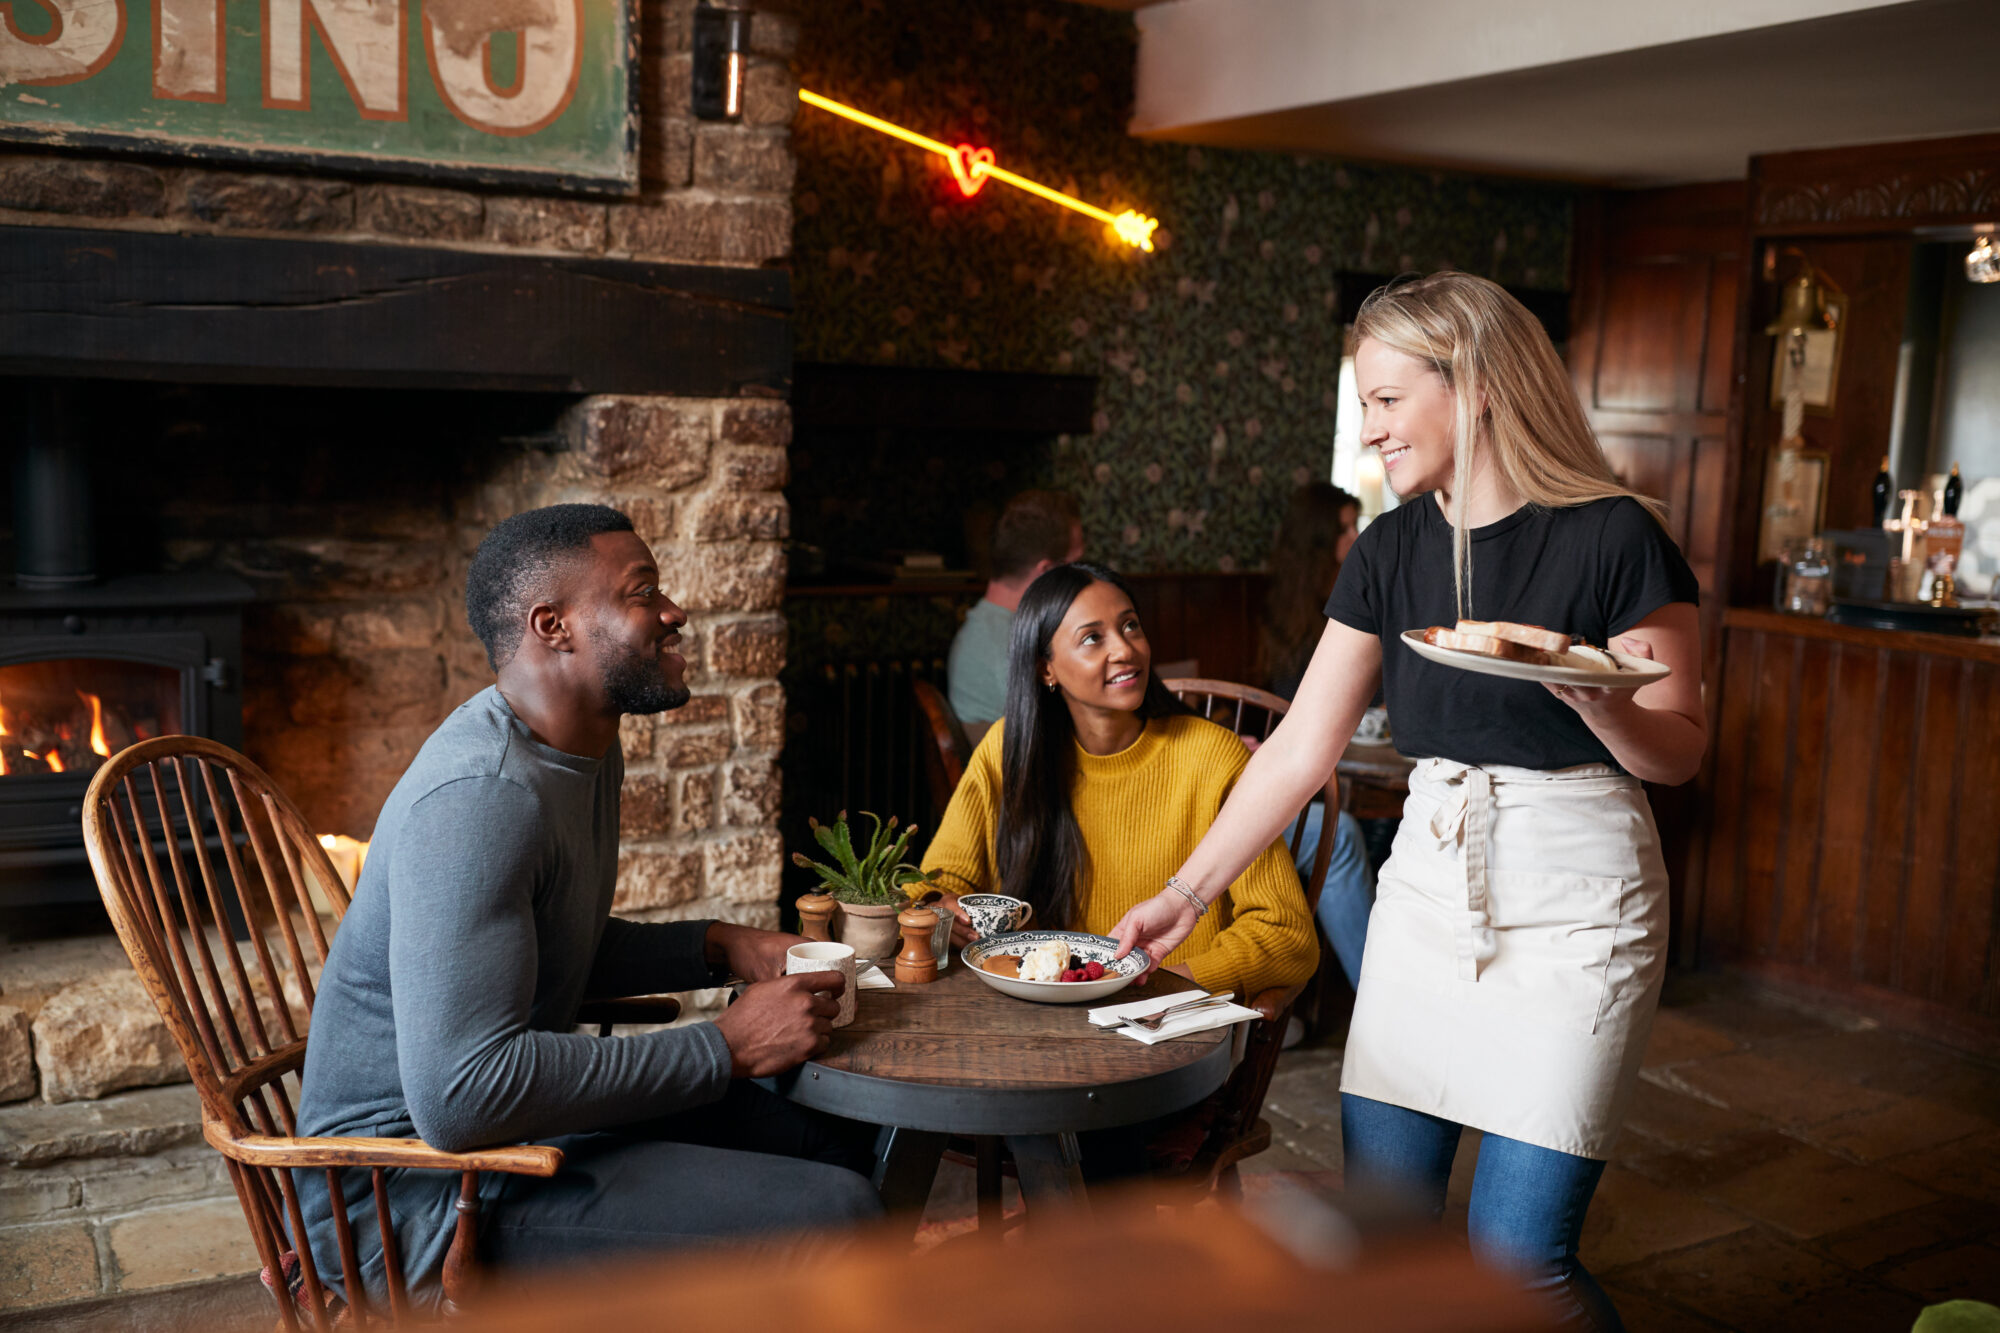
[1165,875,1209,918]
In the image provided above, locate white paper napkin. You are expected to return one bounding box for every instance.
[856,962,894,990]
[1087,991,1262,1045]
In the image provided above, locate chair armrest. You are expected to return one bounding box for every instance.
[575,994,684,1028]
[204,1122,563,1177]
[1247,983,1305,1026]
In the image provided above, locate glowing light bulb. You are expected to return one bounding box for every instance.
[1112,211,1159,252]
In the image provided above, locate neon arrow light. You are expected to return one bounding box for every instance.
[798,89,1160,253]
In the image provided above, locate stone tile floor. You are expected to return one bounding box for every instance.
[1244,971,2000,1331]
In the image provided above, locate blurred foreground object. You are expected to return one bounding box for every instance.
[464,1184,1557,1333]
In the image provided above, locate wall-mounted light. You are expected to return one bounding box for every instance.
[1968,228,1999,284]
[692,3,751,123]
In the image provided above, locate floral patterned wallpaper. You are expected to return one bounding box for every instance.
[788,0,1576,573]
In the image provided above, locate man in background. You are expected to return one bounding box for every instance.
[947,489,1084,740]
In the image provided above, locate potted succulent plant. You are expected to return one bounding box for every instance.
[793,811,937,963]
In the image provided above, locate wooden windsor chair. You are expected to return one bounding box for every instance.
[1154,677,1347,1197]
[79,736,673,1328]
[910,678,973,824]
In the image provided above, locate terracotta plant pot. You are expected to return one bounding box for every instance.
[832,901,902,962]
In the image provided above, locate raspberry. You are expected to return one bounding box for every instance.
[1084,961,1106,980]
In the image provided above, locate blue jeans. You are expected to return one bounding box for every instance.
[1341,1093,1622,1332]
[1285,803,1374,987]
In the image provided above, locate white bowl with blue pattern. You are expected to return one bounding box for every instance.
[960,930,1145,1004]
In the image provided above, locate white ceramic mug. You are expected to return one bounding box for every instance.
[785,940,857,1028]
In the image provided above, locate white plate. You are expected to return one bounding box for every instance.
[1400,630,1671,689]
[961,930,1143,1005]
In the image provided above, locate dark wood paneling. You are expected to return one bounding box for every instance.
[0,225,791,396]
[1125,572,1267,690]
[1593,265,1690,412]
[1700,264,1739,413]
[1571,181,1746,964]
[1702,611,2000,1055]
[1751,131,2000,236]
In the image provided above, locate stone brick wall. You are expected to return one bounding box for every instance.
[0,3,799,267]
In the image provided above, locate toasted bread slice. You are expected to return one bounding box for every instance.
[1456,619,1571,654]
[1424,626,1550,664]
[1562,644,1621,672]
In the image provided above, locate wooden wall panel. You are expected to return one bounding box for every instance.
[1125,573,1266,690]
[1809,646,1880,971]
[1704,611,2000,1054]
[1593,265,1691,412]
[1572,183,1747,963]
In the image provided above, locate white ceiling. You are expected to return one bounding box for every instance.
[1086,0,2000,185]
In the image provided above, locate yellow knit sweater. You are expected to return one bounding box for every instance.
[921,713,1318,999]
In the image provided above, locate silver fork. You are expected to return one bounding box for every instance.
[1120,995,1234,1031]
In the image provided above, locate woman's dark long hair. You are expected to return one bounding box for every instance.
[996,562,1190,930]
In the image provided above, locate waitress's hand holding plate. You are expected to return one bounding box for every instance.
[1546,636,1657,714]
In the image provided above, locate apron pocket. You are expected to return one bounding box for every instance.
[1478,870,1625,1035]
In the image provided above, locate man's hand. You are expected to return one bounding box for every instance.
[705,921,805,983]
[713,972,843,1078]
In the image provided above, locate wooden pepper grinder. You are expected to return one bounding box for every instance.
[797,892,835,943]
[895,903,938,984]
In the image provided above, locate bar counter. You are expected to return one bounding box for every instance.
[1699,608,2000,1056]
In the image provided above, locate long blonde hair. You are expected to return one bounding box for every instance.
[1351,272,1666,619]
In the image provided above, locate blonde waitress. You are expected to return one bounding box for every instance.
[1114,273,1704,1332]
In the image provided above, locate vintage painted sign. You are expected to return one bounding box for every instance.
[0,0,636,191]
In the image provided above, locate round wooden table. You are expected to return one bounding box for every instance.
[768,963,1235,1215]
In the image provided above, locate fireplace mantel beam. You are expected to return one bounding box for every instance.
[0,225,790,397]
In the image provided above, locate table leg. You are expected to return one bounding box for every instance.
[975,1135,1003,1234]
[872,1127,948,1217]
[1004,1132,1089,1216]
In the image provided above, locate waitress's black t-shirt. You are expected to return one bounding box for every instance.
[1323,495,1699,772]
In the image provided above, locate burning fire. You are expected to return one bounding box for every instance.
[39,750,64,774]
[77,690,110,757]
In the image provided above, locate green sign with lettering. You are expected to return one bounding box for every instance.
[0,0,636,192]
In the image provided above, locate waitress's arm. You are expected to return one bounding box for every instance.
[1114,621,1382,968]
[1551,601,1706,785]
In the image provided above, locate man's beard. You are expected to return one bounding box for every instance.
[595,630,691,715]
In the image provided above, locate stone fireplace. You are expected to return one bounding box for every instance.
[0,1,798,1316]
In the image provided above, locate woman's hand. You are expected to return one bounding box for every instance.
[1110,891,1204,978]
[1543,636,1653,717]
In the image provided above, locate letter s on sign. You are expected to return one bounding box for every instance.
[0,0,125,86]
[424,0,580,137]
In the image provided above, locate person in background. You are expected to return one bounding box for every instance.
[1256,482,1377,989]
[948,489,1084,742]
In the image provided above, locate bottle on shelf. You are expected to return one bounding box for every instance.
[1871,455,1893,527]
[1943,463,1963,518]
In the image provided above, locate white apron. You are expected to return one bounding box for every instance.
[1340,758,1669,1159]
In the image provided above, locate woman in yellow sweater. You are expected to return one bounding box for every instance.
[923,562,1316,1005]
